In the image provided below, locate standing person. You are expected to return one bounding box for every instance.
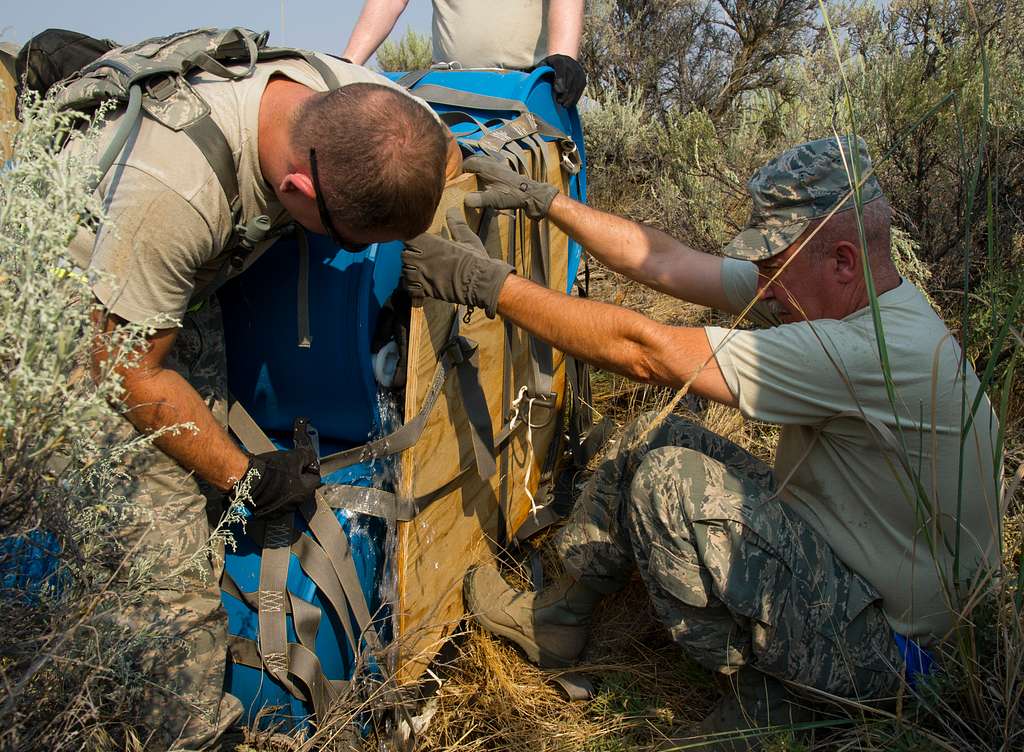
[342,0,588,107]
[400,137,1005,749]
[67,40,452,750]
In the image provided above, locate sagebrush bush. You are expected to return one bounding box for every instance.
[0,93,210,752]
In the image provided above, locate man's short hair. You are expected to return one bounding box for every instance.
[807,196,893,261]
[291,82,448,239]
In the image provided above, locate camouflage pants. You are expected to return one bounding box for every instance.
[108,298,241,750]
[557,412,902,700]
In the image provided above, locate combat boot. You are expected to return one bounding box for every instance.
[464,562,605,667]
[654,667,813,751]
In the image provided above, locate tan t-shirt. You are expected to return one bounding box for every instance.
[705,258,1003,640]
[67,55,431,324]
[432,0,548,69]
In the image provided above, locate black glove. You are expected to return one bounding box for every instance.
[537,54,586,108]
[402,207,514,317]
[463,155,559,220]
[230,447,322,518]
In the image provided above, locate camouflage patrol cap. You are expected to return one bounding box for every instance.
[722,135,884,261]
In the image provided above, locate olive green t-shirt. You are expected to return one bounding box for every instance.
[705,258,1003,640]
[67,55,432,325]
[432,0,548,69]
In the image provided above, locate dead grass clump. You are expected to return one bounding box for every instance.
[414,578,715,751]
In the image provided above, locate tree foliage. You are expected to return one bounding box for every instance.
[376,27,432,72]
[581,0,821,122]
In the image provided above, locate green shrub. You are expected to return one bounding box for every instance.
[0,94,216,751]
[376,28,432,73]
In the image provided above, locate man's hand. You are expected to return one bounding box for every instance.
[402,207,514,317]
[463,156,559,220]
[537,54,586,108]
[231,447,322,518]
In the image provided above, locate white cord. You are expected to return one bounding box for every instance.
[509,385,545,519]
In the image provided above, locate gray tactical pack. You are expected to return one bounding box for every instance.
[54,27,342,260]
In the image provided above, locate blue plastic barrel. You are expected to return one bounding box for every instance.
[221,461,389,727]
[217,67,589,729]
[220,236,403,447]
[385,66,588,289]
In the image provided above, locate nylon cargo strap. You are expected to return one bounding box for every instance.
[227,497,381,720]
[227,309,501,517]
[228,636,345,721]
[315,314,496,480]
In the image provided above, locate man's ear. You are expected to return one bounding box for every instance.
[279,171,316,201]
[833,241,861,284]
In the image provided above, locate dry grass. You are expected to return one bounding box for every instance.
[368,264,778,752]
[384,259,1024,752]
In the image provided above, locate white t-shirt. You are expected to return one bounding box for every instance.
[705,258,1003,640]
[432,0,549,69]
[68,55,431,324]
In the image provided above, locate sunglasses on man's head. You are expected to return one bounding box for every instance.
[309,148,370,253]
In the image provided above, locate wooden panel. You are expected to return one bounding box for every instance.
[395,143,572,682]
[0,53,16,161]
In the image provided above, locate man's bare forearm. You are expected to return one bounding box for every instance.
[547,0,584,58]
[342,0,409,65]
[546,195,732,311]
[120,366,249,491]
[497,275,735,404]
[92,312,248,492]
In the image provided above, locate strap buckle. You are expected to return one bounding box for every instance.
[559,139,581,175]
[441,335,475,368]
[145,74,177,101]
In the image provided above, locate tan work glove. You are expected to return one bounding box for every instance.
[402,207,515,318]
[463,155,559,220]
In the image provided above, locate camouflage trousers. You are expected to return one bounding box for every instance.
[107,298,241,750]
[556,412,902,700]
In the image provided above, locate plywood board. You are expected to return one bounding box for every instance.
[395,143,572,682]
[0,53,16,161]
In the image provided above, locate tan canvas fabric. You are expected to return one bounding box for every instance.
[67,55,431,325]
[432,0,548,69]
[705,258,1003,640]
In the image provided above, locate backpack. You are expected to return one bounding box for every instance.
[51,27,343,268]
[15,29,118,109]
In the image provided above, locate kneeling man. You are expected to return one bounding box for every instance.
[401,137,1004,747]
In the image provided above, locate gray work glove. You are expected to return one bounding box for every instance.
[463,155,559,220]
[402,207,514,318]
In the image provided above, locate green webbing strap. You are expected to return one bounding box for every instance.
[439,110,492,136]
[298,52,342,90]
[513,498,565,543]
[227,400,278,454]
[477,112,540,154]
[182,114,240,214]
[296,228,312,348]
[454,331,499,480]
[317,485,412,520]
[185,47,257,81]
[300,495,382,650]
[519,133,556,402]
[222,570,322,651]
[395,68,431,90]
[222,569,284,612]
[290,589,322,651]
[317,330,495,478]
[289,531,361,654]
